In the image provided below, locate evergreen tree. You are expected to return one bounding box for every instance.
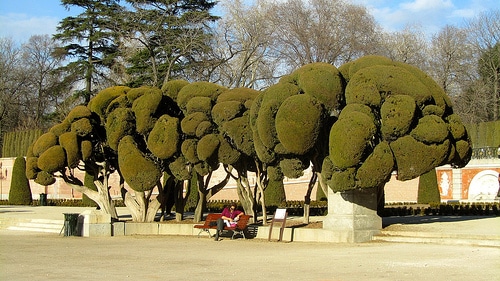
[417,169,441,204]
[264,179,286,208]
[121,0,218,88]
[8,157,32,205]
[83,172,99,207]
[54,0,124,103]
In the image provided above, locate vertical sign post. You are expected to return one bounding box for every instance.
[268,208,287,242]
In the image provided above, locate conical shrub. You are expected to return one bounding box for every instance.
[8,157,32,205]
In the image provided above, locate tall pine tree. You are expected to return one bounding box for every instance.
[121,0,218,88]
[54,0,124,103]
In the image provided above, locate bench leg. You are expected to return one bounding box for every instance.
[197,228,212,238]
[231,230,246,240]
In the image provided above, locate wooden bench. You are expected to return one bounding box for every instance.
[193,214,252,239]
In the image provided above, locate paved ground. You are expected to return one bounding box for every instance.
[1,206,499,281]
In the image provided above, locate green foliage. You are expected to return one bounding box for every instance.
[83,172,98,207]
[131,86,164,134]
[290,62,344,112]
[177,82,226,112]
[8,157,32,205]
[380,95,416,141]
[422,104,444,117]
[106,108,136,151]
[275,94,323,155]
[184,173,200,212]
[181,112,210,137]
[279,158,308,178]
[49,122,71,137]
[169,156,191,181]
[25,157,38,180]
[340,55,394,82]
[264,178,286,207]
[253,83,299,150]
[162,79,189,101]
[118,136,162,192]
[466,121,500,148]
[59,132,80,168]
[217,136,241,165]
[181,139,199,163]
[21,56,475,211]
[454,139,473,166]
[447,114,467,140]
[34,170,56,186]
[54,0,124,102]
[80,140,93,161]
[324,56,472,193]
[355,142,394,189]
[88,86,130,124]
[222,116,254,156]
[147,115,180,159]
[1,129,42,157]
[417,169,440,204]
[71,118,93,137]
[212,101,243,124]
[197,134,220,161]
[390,136,450,180]
[66,105,92,123]
[328,167,356,192]
[123,0,218,87]
[329,110,377,169]
[410,115,449,144]
[186,96,213,115]
[345,79,382,108]
[32,132,58,157]
[38,146,66,173]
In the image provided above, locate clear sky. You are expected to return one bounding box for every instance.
[0,0,498,43]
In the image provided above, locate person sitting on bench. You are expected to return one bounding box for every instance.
[215,202,244,241]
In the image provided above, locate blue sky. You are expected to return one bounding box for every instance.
[0,0,498,43]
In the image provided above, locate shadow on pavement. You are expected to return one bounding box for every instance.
[382,215,495,227]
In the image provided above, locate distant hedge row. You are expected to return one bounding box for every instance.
[381,202,500,216]
[2,199,497,218]
[465,121,500,148]
[1,129,43,158]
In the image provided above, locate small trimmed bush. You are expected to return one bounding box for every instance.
[8,157,32,205]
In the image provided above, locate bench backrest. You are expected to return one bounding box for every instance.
[235,214,252,229]
[204,213,221,225]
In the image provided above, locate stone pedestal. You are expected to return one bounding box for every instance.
[80,210,112,237]
[323,187,381,243]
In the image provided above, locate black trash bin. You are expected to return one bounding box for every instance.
[39,193,47,206]
[63,213,79,236]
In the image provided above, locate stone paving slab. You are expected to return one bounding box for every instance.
[1,205,500,280]
[0,232,499,281]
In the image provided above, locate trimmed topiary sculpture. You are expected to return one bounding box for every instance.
[9,157,32,205]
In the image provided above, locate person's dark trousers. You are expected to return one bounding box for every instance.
[215,218,224,241]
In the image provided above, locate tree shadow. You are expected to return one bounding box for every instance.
[382,215,495,228]
[0,206,34,214]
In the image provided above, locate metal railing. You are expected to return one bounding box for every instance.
[471,146,500,159]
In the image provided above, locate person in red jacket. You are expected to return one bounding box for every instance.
[215,202,244,241]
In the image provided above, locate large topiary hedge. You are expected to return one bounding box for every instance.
[322,55,472,192]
